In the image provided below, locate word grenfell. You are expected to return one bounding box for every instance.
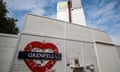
[18,51,62,60]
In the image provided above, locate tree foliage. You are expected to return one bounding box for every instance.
[0,0,19,34]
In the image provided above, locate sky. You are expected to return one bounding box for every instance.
[3,0,120,45]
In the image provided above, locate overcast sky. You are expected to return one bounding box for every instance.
[4,0,120,45]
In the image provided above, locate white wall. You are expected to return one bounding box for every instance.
[0,33,18,72]
[1,14,120,72]
[72,8,86,26]
[96,43,120,72]
[116,46,120,60]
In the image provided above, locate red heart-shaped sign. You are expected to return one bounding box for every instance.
[24,41,59,72]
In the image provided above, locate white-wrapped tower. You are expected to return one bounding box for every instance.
[57,0,86,26]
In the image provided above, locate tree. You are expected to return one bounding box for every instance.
[0,0,19,34]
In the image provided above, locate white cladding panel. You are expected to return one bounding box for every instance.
[0,34,17,46]
[71,0,82,8]
[96,44,120,72]
[66,24,93,42]
[92,30,112,43]
[66,41,83,64]
[0,34,17,72]
[72,9,86,26]
[0,47,16,72]
[82,43,99,72]
[116,46,120,59]
[57,9,68,22]
[11,34,66,72]
[22,14,66,38]
[66,41,83,72]
[66,41,99,72]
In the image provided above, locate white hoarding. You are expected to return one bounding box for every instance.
[11,34,66,72]
[10,14,120,72]
[96,43,120,72]
[10,14,66,72]
[0,34,17,72]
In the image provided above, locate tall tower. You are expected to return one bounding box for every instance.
[57,0,86,26]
